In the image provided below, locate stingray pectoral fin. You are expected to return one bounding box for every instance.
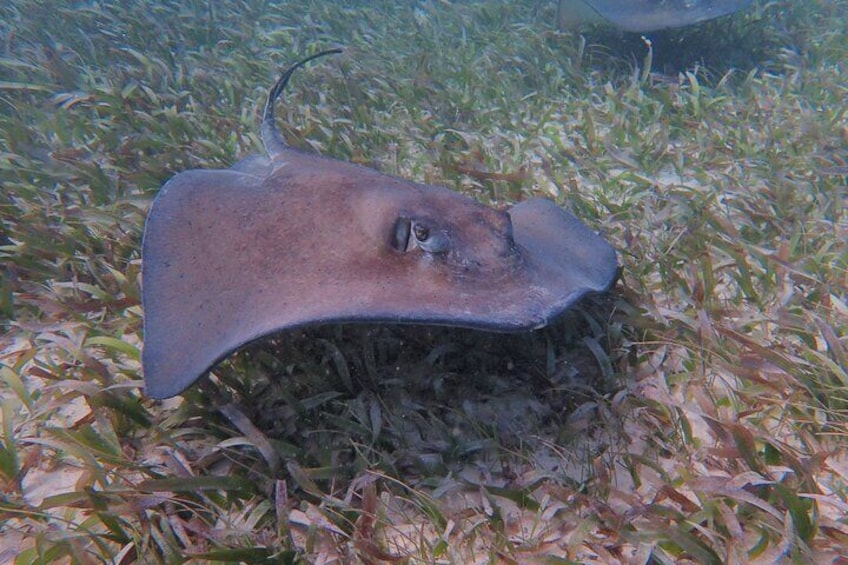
[141,168,268,399]
[508,198,618,319]
[142,161,398,399]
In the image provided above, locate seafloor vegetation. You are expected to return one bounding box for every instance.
[1,0,846,563]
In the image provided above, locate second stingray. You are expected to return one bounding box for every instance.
[141,50,619,399]
[557,0,755,32]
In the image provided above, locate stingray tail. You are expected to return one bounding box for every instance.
[261,48,344,157]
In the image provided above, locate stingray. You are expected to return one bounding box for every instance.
[141,50,618,399]
[557,0,755,32]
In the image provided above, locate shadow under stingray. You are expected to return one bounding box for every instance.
[179,290,635,485]
[574,5,789,79]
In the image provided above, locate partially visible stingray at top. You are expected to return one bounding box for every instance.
[141,49,619,399]
[557,0,755,32]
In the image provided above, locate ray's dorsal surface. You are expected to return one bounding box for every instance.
[141,50,618,399]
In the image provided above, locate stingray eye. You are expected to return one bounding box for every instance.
[390,218,449,254]
[411,220,450,254]
[412,223,430,243]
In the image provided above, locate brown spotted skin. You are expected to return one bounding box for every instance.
[142,146,617,398]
